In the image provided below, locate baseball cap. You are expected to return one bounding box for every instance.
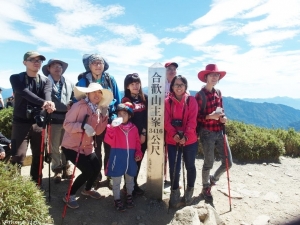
[164,62,178,68]
[23,51,46,61]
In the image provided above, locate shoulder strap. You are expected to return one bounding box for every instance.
[104,72,114,93]
[198,90,206,115]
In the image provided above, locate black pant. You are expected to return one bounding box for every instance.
[62,147,100,195]
[11,122,43,183]
[94,129,111,179]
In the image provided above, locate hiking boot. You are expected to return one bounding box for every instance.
[53,168,62,184]
[210,175,216,187]
[114,199,126,212]
[201,187,213,202]
[62,165,72,179]
[169,189,181,208]
[183,186,194,205]
[81,188,102,199]
[126,195,134,208]
[134,185,145,195]
[63,194,79,209]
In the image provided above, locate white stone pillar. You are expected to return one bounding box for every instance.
[147,62,166,199]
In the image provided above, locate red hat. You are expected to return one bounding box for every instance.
[198,64,226,83]
[164,62,178,68]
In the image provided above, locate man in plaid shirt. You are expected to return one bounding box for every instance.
[195,64,232,202]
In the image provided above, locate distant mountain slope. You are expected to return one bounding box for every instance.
[242,96,300,110]
[223,97,300,130]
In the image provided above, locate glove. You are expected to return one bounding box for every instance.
[84,124,96,137]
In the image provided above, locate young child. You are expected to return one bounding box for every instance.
[104,102,143,211]
[121,73,147,195]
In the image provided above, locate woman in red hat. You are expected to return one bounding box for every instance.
[195,64,232,202]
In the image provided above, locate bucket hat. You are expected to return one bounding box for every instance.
[42,59,68,76]
[198,64,226,83]
[74,83,113,106]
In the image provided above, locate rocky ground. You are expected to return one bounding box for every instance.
[22,154,300,225]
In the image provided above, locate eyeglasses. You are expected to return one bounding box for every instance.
[208,73,220,78]
[91,61,104,66]
[26,59,43,63]
[173,84,185,88]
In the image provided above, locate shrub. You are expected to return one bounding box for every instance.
[0,162,53,224]
[0,107,13,137]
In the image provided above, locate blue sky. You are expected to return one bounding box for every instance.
[1,0,300,98]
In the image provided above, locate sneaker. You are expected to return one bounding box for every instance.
[114,199,126,212]
[62,165,73,179]
[201,187,213,202]
[210,175,216,187]
[63,194,79,209]
[81,188,102,199]
[134,185,145,195]
[53,168,62,184]
[126,195,134,208]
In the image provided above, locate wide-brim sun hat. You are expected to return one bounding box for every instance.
[198,64,226,83]
[74,83,113,106]
[82,54,109,72]
[42,59,68,76]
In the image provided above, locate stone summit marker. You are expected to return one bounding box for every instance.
[147,62,166,199]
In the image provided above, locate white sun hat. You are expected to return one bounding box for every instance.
[74,83,113,106]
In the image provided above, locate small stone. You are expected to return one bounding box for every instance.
[263,163,267,166]
[270,163,279,167]
[285,173,293,177]
[248,172,253,176]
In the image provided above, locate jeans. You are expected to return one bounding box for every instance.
[200,128,233,188]
[168,141,198,190]
[11,122,43,183]
[62,147,100,195]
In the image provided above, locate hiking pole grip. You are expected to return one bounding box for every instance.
[81,114,89,130]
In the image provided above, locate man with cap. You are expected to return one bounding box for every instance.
[164,62,178,97]
[42,59,75,183]
[9,51,56,184]
[77,54,121,187]
[195,64,232,202]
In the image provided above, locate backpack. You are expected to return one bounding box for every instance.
[196,88,221,134]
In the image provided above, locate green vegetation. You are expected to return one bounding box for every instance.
[0,107,13,137]
[198,120,300,162]
[0,162,52,224]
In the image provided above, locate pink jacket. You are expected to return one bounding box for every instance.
[61,99,107,155]
[165,93,198,146]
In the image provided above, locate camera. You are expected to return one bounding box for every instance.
[171,119,183,127]
[177,131,184,139]
[26,106,44,127]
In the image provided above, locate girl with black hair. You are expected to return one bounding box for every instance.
[121,73,148,195]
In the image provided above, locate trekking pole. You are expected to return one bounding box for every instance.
[223,125,232,211]
[181,145,186,197]
[168,143,179,214]
[38,115,47,187]
[61,114,89,225]
[45,113,52,201]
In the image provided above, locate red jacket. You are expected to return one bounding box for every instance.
[164,93,198,146]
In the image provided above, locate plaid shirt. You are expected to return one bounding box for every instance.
[195,87,224,132]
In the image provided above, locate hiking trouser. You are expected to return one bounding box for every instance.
[62,148,100,195]
[11,122,43,183]
[112,174,134,200]
[168,141,198,190]
[49,124,68,171]
[200,128,233,188]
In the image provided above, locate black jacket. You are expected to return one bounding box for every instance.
[10,72,52,123]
